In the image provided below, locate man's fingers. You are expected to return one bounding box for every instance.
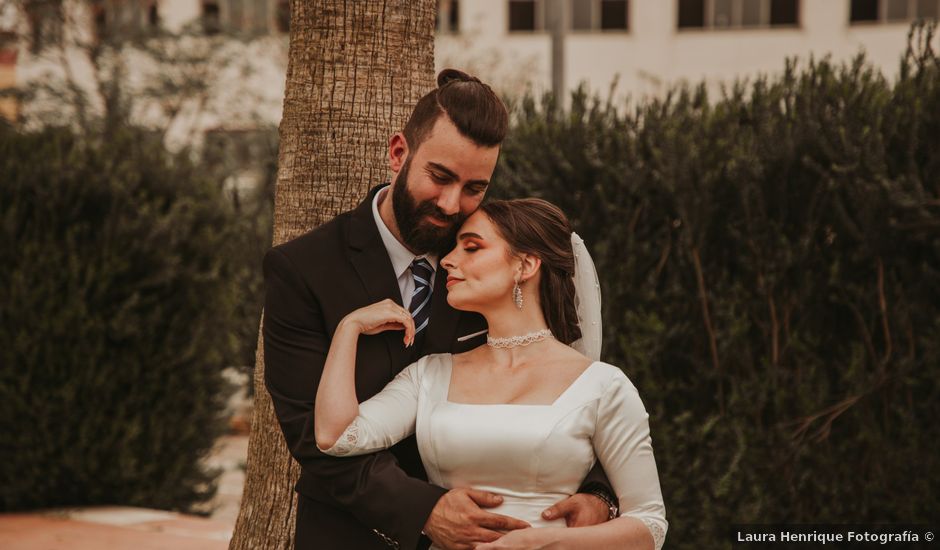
[566,513,594,528]
[465,488,504,508]
[475,511,530,531]
[541,498,574,520]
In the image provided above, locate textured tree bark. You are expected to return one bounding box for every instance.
[229,2,436,549]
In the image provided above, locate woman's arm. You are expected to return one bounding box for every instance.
[585,371,667,550]
[314,299,415,451]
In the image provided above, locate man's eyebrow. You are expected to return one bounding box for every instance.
[427,162,459,179]
[427,162,490,187]
[458,232,484,240]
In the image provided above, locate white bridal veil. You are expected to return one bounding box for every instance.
[569,232,602,361]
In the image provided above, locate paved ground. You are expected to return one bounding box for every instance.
[0,508,232,550]
[0,435,250,550]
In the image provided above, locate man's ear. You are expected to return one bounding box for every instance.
[519,254,542,283]
[388,133,409,173]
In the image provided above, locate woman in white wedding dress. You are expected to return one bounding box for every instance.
[315,199,667,550]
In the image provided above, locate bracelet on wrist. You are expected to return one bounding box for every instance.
[587,489,619,520]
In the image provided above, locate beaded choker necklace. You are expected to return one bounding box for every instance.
[486,329,554,349]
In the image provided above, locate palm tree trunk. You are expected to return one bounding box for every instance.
[229,2,436,548]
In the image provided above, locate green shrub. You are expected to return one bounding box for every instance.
[495,23,940,547]
[0,123,247,512]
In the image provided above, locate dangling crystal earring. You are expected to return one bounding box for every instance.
[513,279,523,310]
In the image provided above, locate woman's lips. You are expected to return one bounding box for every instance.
[446,277,463,289]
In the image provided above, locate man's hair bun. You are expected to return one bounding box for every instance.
[437,68,482,87]
[403,68,507,148]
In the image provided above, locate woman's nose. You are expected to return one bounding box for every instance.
[440,252,456,270]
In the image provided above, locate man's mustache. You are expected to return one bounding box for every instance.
[416,202,462,226]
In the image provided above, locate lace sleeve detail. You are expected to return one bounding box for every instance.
[317,359,428,457]
[638,516,666,550]
[321,418,363,456]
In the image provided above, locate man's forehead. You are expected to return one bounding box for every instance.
[418,117,498,154]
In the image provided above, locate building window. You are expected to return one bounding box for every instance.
[24,0,63,52]
[245,0,269,33]
[851,0,879,21]
[91,1,160,44]
[572,0,629,31]
[202,0,221,34]
[601,0,629,29]
[678,0,706,27]
[148,3,159,26]
[851,0,940,23]
[508,0,545,31]
[437,0,459,33]
[200,0,274,35]
[678,0,799,29]
[276,0,289,33]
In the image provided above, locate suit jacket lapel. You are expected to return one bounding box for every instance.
[346,184,410,372]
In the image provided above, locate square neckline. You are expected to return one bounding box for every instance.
[442,355,601,407]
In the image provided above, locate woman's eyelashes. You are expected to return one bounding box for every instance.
[462,239,483,253]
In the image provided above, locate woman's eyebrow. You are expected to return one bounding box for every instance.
[457,232,484,241]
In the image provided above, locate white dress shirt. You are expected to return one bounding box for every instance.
[371,187,438,306]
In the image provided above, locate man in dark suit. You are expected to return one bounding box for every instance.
[263,70,618,550]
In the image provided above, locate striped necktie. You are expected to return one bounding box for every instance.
[409,258,433,335]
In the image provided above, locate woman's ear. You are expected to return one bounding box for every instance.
[518,253,542,283]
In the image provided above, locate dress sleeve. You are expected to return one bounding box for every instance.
[318,359,423,457]
[592,370,668,550]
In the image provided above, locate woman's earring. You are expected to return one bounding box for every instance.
[513,280,523,310]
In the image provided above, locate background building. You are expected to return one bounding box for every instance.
[436,0,937,100]
[2,1,934,145]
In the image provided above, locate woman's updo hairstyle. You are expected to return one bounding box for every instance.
[479,199,582,345]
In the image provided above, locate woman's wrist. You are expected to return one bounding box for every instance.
[542,528,572,550]
[337,315,364,335]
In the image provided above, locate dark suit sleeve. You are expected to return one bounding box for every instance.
[262,247,446,550]
[578,461,618,508]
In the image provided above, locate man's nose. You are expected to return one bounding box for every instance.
[436,185,461,216]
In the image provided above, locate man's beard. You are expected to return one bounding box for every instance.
[392,158,466,256]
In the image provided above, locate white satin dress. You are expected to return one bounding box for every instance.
[320,353,668,550]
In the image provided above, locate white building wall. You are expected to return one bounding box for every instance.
[437,0,920,102]
[11,0,287,150]
[6,0,927,142]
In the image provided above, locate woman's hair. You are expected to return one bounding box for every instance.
[479,199,582,345]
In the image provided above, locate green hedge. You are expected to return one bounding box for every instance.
[495,23,940,547]
[0,123,248,512]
